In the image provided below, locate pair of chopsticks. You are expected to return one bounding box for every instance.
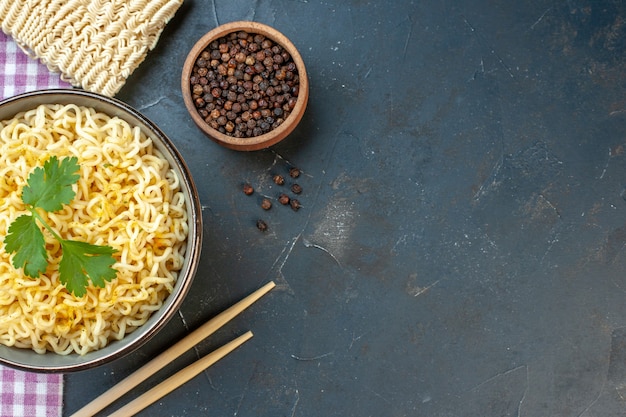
[70,281,276,417]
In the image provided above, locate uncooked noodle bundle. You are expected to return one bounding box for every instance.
[0,104,188,355]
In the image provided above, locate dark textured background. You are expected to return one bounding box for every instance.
[65,1,626,415]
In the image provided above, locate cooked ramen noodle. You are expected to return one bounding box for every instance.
[0,104,188,355]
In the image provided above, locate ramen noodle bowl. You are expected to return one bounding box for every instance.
[0,103,189,356]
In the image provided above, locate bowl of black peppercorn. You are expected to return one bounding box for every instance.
[182,21,309,151]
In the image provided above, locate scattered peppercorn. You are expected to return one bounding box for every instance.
[243,183,254,195]
[289,167,300,178]
[291,184,302,194]
[290,199,301,211]
[278,193,290,205]
[261,198,272,210]
[256,219,268,231]
[189,30,300,139]
[273,174,285,185]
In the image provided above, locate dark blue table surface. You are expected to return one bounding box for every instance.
[64,1,626,415]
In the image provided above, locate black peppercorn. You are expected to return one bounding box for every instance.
[256,219,268,231]
[278,193,290,205]
[273,174,285,185]
[290,199,301,211]
[243,183,254,195]
[188,30,300,139]
[192,84,204,96]
[261,198,272,210]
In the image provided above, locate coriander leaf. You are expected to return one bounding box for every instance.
[4,214,48,277]
[4,156,118,297]
[59,240,117,297]
[22,156,80,212]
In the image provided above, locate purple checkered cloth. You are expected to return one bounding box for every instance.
[0,31,70,98]
[0,31,65,417]
[0,369,63,417]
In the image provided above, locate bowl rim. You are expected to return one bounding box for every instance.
[181,21,309,151]
[0,88,203,373]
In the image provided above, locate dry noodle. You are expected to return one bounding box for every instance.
[0,0,184,96]
[0,104,188,355]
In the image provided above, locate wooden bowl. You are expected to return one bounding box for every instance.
[182,21,309,151]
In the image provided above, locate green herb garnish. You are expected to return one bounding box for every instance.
[4,156,117,297]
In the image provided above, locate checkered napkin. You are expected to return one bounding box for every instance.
[0,368,63,417]
[0,31,70,98]
[0,31,65,417]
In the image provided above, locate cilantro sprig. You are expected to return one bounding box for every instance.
[4,156,117,297]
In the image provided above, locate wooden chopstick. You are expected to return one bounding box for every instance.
[107,331,253,417]
[70,281,275,417]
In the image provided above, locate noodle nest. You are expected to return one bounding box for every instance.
[0,103,188,355]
